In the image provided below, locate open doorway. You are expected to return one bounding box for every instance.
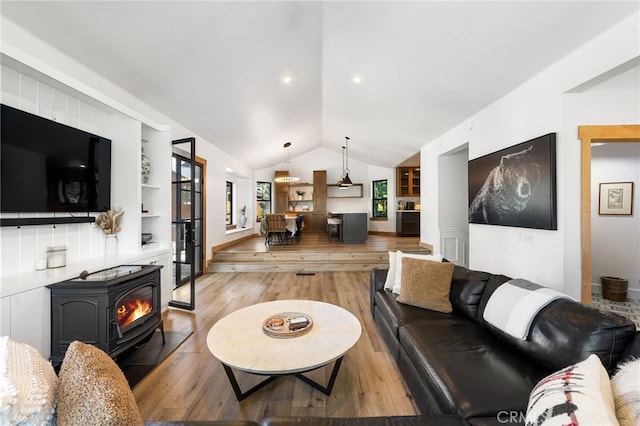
[579,125,640,304]
[437,144,469,267]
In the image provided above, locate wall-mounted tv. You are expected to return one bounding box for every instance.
[1,104,111,213]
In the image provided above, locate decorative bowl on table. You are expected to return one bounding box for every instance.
[141,233,153,244]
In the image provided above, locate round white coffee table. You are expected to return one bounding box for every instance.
[207,299,361,400]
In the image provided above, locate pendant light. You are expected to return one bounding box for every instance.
[274,142,300,183]
[339,136,353,187]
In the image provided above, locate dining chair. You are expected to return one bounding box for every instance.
[294,214,304,243]
[265,214,288,245]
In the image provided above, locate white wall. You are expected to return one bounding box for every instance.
[591,143,640,299]
[422,12,639,298]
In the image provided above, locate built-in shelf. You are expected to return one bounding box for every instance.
[327,183,363,198]
[141,213,160,218]
[141,183,162,190]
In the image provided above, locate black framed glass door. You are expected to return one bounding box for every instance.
[170,137,202,310]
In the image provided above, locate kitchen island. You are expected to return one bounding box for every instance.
[329,212,368,244]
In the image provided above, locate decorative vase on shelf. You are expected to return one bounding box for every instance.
[105,234,119,256]
[141,146,151,184]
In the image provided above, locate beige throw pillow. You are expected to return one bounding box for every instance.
[56,340,143,426]
[397,257,454,313]
[392,251,443,294]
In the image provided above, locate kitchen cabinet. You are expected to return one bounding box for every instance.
[309,170,327,233]
[331,213,368,244]
[274,171,290,213]
[396,211,420,237]
[397,167,420,197]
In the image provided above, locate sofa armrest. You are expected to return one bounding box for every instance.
[370,267,389,315]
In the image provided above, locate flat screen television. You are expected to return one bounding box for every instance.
[1,104,111,213]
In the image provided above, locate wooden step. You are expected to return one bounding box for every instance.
[209,250,391,272]
[207,233,430,273]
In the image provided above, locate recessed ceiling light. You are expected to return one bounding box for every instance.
[282,74,293,84]
[352,75,362,84]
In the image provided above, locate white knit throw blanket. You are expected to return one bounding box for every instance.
[0,336,57,425]
[483,279,573,340]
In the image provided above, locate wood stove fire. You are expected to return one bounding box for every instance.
[48,264,164,365]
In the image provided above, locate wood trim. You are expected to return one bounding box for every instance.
[579,125,640,304]
[368,231,395,236]
[419,241,434,253]
[210,233,260,258]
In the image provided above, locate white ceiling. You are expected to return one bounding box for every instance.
[2,1,638,169]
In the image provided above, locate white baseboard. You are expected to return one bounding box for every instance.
[591,283,640,300]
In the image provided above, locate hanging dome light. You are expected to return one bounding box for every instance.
[339,136,353,187]
[274,142,300,183]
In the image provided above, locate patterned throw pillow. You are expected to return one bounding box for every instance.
[0,336,57,425]
[525,354,618,426]
[611,358,640,426]
[56,340,143,426]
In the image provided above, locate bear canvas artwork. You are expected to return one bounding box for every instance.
[468,133,557,230]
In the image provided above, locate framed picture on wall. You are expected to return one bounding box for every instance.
[599,182,634,215]
[468,133,557,230]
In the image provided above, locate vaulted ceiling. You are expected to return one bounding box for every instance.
[2,1,638,169]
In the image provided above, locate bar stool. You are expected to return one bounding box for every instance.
[327,217,342,241]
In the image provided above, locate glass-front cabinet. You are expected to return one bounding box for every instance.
[397,167,420,197]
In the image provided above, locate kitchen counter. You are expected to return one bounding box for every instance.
[328,212,368,244]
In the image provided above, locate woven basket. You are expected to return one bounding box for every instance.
[600,276,628,302]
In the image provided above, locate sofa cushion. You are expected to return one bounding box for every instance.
[0,336,57,426]
[374,291,453,340]
[611,357,640,426]
[397,258,454,313]
[392,252,443,294]
[448,266,491,320]
[57,340,144,426]
[525,354,617,426]
[398,320,548,419]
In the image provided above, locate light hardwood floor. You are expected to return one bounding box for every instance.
[133,270,419,422]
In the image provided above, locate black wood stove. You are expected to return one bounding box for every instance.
[48,264,164,365]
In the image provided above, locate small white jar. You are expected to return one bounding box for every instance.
[46,246,67,269]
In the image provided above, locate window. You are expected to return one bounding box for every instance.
[226,181,233,226]
[372,179,388,218]
[256,181,272,221]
